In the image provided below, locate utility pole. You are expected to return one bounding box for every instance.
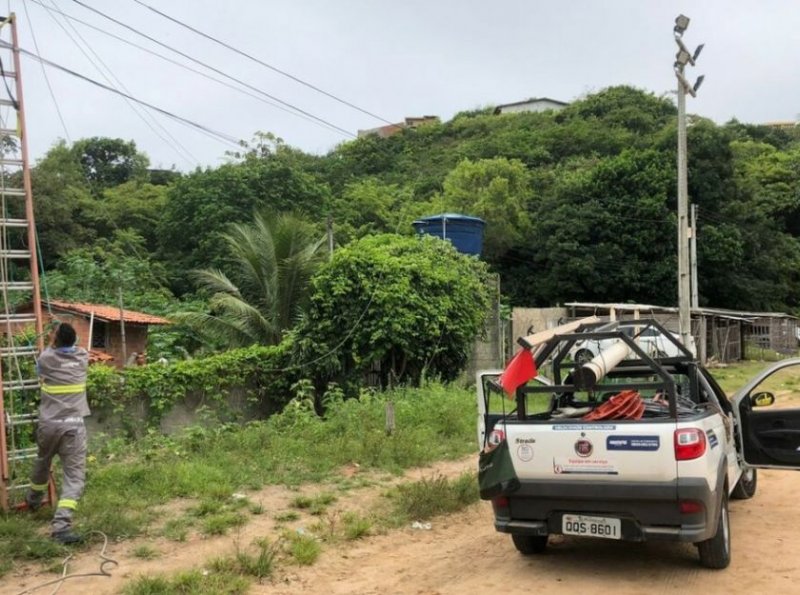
[326,215,334,261]
[673,14,704,348]
[690,203,699,308]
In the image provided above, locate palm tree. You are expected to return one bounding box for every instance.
[176,212,325,347]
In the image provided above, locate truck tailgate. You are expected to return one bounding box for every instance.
[503,420,678,483]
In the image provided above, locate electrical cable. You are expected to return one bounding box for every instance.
[0,40,242,147]
[12,530,119,595]
[26,0,350,138]
[38,0,197,167]
[131,0,396,126]
[70,0,356,138]
[21,1,70,142]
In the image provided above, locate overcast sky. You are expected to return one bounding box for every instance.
[4,0,799,171]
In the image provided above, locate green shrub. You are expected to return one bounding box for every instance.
[87,342,296,431]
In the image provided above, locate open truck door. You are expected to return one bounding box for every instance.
[733,358,800,468]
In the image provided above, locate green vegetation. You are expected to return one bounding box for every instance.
[132,544,160,560]
[123,569,249,595]
[175,212,325,348]
[384,473,479,526]
[294,234,490,391]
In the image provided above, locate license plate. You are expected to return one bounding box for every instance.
[562,514,621,540]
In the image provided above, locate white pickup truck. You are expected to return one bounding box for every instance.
[477,318,800,569]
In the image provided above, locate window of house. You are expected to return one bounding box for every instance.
[91,320,108,349]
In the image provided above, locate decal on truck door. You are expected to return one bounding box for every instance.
[606,435,661,451]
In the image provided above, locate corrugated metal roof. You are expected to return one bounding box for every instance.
[47,300,171,325]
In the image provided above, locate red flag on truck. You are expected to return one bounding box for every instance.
[499,349,537,397]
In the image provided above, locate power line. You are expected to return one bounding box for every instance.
[70,0,356,138]
[130,0,396,126]
[26,0,346,137]
[38,0,198,166]
[1,40,242,147]
[21,0,71,141]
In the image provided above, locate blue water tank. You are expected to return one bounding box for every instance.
[412,213,486,256]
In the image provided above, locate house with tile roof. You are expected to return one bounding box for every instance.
[16,300,170,368]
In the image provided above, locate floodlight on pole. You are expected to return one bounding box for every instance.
[674,14,690,36]
[693,43,705,61]
[693,75,705,93]
[675,49,693,67]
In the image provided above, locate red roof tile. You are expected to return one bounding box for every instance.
[47,300,171,325]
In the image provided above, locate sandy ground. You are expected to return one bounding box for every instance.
[3,462,800,595]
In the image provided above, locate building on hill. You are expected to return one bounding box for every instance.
[357,115,440,138]
[762,120,797,130]
[493,97,568,115]
[14,300,170,368]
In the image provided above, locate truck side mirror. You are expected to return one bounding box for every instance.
[750,391,776,408]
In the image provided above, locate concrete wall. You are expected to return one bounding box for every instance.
[511,307,568,345]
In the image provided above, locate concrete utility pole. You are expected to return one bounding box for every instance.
[673,14,704,348]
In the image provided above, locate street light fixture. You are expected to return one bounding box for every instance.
[674,14,690,36]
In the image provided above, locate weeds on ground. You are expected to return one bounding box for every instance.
[131,544,160,560]
[161,517,191,542]
[383,472,479,527]
[122,568,249,595]
[290,492,337,515]
[273,511,300,523]
[209,537,279,580]
[285,530,321,565]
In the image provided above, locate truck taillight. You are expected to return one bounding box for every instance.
[487,428,506,447]
[674,428,707,461]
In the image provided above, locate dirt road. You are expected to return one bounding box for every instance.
[261,469,800,595]
[3,465,799,594]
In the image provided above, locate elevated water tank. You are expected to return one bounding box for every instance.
[412,213,485,256]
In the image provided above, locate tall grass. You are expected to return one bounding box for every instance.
[4,382,476,570]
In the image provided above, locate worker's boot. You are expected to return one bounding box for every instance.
[51,529,83,545]
[24,490,43,512]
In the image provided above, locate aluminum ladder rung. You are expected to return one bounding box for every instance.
[0,281,34,291]
[0,313,36,324]
[8,447,37,462]
[4,412,37,426]
[2,378,39,391]
[0,345,37,357]
[0,158,22,167]
[0,128,19,136]
[0,249,31,258]
[0,98,16,108]
[0,218,27,227]
[0,188,25,197]
[0,70,17,79]
[6,483,33,492]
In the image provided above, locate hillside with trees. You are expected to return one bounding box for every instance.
[27,86,800,370]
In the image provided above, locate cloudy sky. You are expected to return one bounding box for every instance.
[4,0,799,170]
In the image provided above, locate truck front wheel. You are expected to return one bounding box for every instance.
[512,534,548,555]
[697,492,731,569]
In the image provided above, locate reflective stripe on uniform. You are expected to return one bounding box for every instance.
[57,499,78,510]
[30,482,48,492]
[41,383,86,395]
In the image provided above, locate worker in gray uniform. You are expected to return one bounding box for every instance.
[25,322,90,545]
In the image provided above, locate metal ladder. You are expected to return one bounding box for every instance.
[0,13,51,512]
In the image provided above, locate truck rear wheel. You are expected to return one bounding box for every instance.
[511,534,548,555]
[731,467,757,500]
[697,492,731,569]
